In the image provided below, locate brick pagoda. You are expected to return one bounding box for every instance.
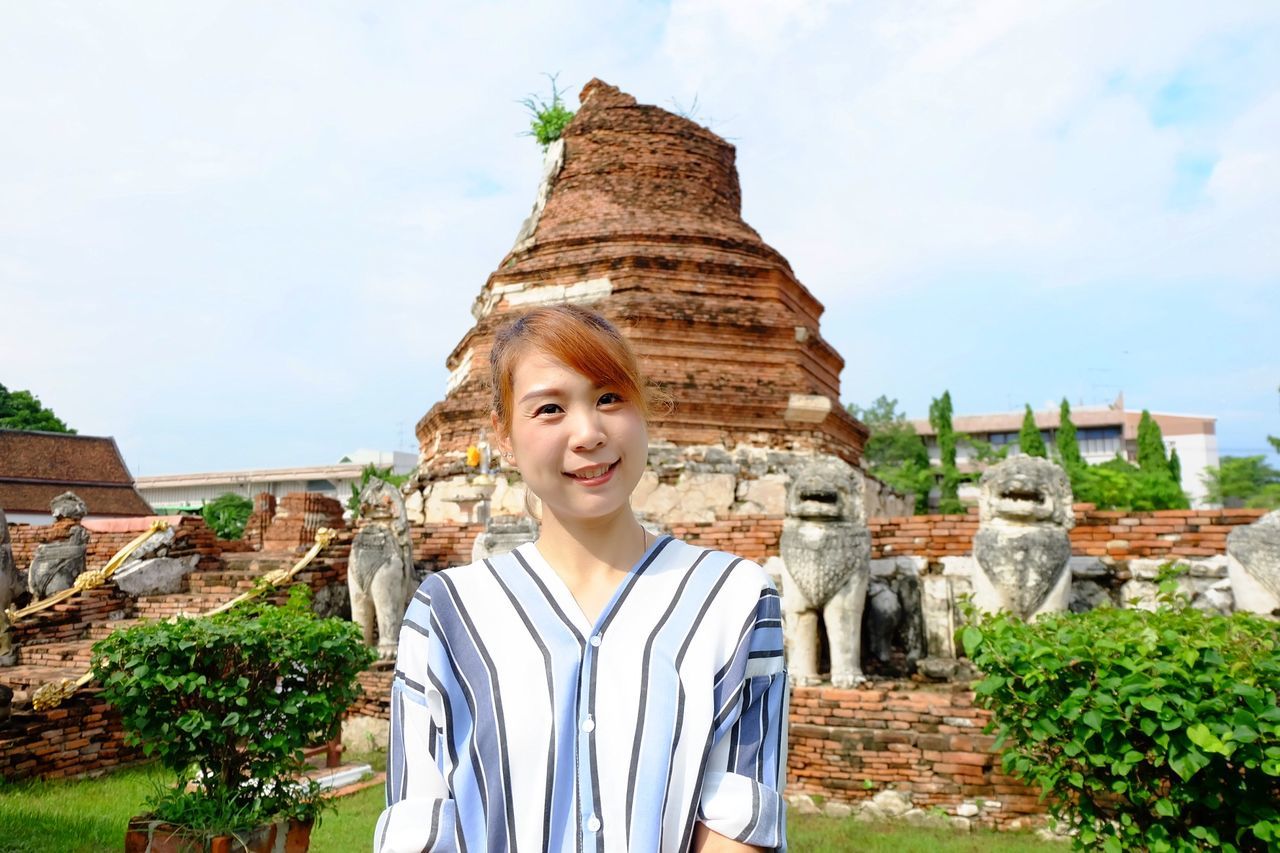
[415,79,867,478]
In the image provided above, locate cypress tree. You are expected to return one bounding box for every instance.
[1137,410,1169,472]
[929,391,961,513]
[1019,404,1048,458]
[1057,398,1084,470]
[1169,446,1182,486]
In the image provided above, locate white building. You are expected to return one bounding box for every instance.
[910,397,1219,507]
[134,449,417,513]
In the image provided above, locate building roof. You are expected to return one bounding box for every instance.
[0,430,153,516]
[910,405,1215,440]
[134,462,373,489]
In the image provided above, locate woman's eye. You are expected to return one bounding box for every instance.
[534,403,563,416]
[598,392,623,406]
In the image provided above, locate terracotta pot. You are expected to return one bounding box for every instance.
[124,815,313,853]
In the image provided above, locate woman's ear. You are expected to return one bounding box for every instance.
[491,412,513,462]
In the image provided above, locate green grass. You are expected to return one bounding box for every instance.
[0,763,1061,852]
[0,764,167,853]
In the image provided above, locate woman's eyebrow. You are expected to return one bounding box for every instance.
[518,386,564,404]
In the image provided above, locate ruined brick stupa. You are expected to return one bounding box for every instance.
[411,79,870,524]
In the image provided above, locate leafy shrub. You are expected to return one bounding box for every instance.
[961,574,1280,851]
[200,492,253,540]
[91,586,377,837]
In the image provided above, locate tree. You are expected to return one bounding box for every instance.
[1168,446,1182,487]
[347,464,411,519]
[929,391,962,514]
[1136,410,1169,473]
[1074,454,1189,511]
[0,382,75,433]
[1018,404,1047,458]
[201,493,253,540]
[1056,398,1084,471]
[1202,456,1280,509]
[848,396,933,514]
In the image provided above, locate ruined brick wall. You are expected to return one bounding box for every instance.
[7,515,222,576]
[669,516,783,564]
[870,506,1267,562]
[0,691,141,782]
[789,685,1044,829]
[259,493,345,552]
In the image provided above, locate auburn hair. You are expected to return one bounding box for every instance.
[489,304,669,433]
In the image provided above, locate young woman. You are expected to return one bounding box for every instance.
[376,305,788,852]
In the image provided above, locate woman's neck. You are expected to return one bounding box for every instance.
[535,505,649,583]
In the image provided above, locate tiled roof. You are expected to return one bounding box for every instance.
[0,430,152,516]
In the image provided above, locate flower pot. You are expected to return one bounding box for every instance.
[124,815,313,853]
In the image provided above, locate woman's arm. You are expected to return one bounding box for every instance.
[693,822,763,852]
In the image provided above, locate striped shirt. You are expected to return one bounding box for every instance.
[375,536,788,852]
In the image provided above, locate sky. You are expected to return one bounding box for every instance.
[2,1,1277,476]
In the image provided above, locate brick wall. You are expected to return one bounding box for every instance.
[411,523,485,573]
[790,684,1042,828]
[0,690,141,782]
[7,515,223,578]
[669,515,783,564]
[870,506,1267,562]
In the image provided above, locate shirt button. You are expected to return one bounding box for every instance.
[581,716,595,733]
[587,816,601,832]
[590,634,602,647]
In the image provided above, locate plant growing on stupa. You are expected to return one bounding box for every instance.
[519,72,575,148]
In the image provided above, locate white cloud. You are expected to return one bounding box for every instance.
[1,1,1276,472]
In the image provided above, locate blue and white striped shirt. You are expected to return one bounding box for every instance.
[375,536,788,852]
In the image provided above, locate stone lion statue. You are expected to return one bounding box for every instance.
[1,508,21,666]
[1226,509,1280,615]
[349,479,416,659]
[779,456,871,687]
[972,456,1075,620]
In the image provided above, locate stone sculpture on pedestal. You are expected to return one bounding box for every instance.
[779,457,871,687]
[971,456,1075,619]
[1226,510,1280,615]
[28,492,91,600]
[1,508,21,666]
[348,479,416,659]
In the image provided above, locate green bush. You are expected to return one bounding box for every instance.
[962,575,1280,851]
[91,587,377,837]
[200,492,253,540]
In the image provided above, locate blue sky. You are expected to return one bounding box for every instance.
[2,1,1277,476]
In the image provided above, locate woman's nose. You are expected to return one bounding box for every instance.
[570,409,606,450]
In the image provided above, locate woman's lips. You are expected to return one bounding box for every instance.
[565,460,619,485]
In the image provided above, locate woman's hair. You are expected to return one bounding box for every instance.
[489,304,669,433]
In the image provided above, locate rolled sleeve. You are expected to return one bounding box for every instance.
[699,583,789,850]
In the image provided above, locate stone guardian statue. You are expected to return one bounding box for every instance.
[348,479,416,659]
[28,492,91,600]
[779,457,872,687]
[0,508,21,666]
[972,456,1075,619]
[1226,509,1280,616]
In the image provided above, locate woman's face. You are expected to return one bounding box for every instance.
[497,349,648,528]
